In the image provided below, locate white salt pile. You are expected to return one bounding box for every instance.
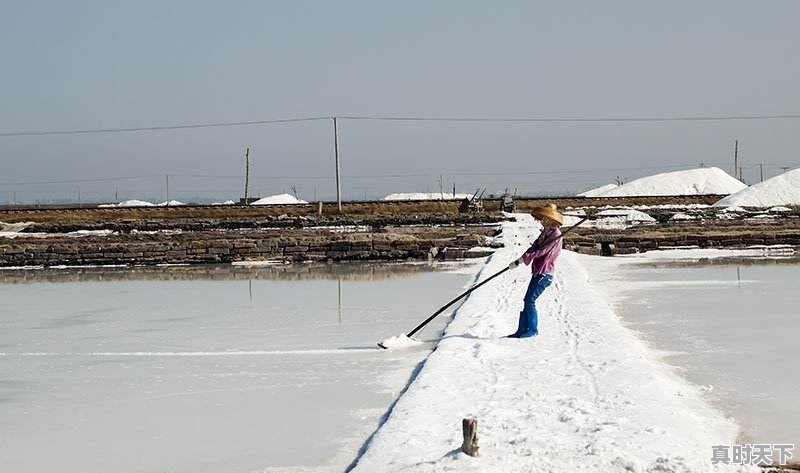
[0,221,34,238]
[156,200,185,206]
[597,167,746,197]
[577,183,617,197]
[250,194,308,205]
[381,192,474,201]
[719,205,747,213]
[670,212,697,221]
[377,334,423,349]
[582,208,657,229]
[0,222,33,233]
[714,168,800,208]
[211,200,236,206]
[99,199,156,208]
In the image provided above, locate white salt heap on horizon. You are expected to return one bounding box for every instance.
[382,192,474,201]
[577,183,617,197]
[250,193,308,205]
[714,168,800,208]
[99,199,156,208]
[598,167,746,197]
[156,200,185,206]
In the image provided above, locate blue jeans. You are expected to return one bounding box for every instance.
[511,273,554,338]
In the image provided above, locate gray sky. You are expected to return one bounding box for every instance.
[1,1,799,203]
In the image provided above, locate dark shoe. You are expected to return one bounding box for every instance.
[518,331,538,338]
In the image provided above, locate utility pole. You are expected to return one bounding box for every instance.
[734,140,739,181]
[114,186,118,202]
[738,166,745,184]
[243,146,250,205]
[165,174,170,206]
[333,117,342,212]
[759,163,764,182]
[439,174,444,199]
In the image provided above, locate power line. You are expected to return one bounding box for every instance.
[2,113,800,138]
[0,175,160,185]
[0,117,330,137]
[338,114,800,123]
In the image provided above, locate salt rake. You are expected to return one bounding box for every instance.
[377,216,589,349]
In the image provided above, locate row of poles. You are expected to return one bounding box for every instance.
[732,139,791,184]
[242,123,777,212]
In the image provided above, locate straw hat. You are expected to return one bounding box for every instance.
[531,203,564,226]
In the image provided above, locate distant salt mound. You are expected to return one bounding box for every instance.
[251,193,308,205]
[382,192,474,201]
[211,200,236,206]
[714,168,800,208]
[769,206,791,213]
[600,167,746,197]
[99,199,155,208]
[670,212,697,221]
[118,199,155,207]
[156,200,185,206]
[577,184,617,197]
[579,208,656,229]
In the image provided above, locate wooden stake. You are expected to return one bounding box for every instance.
[461,418,479,457]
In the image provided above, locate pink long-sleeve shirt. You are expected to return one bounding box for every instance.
[522,227,562,275]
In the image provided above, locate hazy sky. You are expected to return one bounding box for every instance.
[1,1,799,203]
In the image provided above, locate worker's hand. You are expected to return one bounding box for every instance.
[508,257,522,269]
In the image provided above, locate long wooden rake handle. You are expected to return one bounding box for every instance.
[402,216,588,338]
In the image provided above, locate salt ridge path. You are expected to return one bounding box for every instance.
[351,214,748,472]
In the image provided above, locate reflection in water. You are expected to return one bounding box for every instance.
[0,258,473,472]
[608,258,800,445]
[0,261,468,284]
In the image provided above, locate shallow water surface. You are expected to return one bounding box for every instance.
[605,257,800,446]
[0,262,478,473]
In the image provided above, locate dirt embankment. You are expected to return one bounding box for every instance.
[0,194,722,223]
[0,213,506,268]
[567,215,800,255]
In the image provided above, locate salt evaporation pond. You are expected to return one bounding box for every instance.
[600,256,800,446]
[0,262,478,473]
